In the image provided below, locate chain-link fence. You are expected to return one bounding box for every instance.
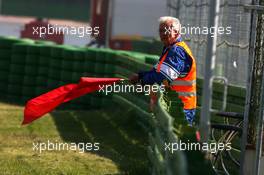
[167,0,252,87]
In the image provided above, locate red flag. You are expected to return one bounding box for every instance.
[23,77,122,125]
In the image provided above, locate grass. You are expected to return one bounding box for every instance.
[0,102,149,175]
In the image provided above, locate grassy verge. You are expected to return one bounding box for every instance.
[0,102,149,175]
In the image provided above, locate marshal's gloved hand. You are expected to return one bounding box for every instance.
[129,73,139,84]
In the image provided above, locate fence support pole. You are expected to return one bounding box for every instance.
[199,0,220,143]
[240,0,264,174]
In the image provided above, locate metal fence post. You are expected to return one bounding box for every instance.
[240,0,263,174]
[199,0,221,143]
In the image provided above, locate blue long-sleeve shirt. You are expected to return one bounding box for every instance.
[138,37,192,85]
[138,37,196,125]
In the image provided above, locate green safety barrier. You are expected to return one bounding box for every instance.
[36,76,48,86]
[10,54,27,65]
[38,66,49,77]
[0,60,10,71]
[8,74,24,85]
[0,36,34,49]
[7,84,22,96]
[23,75,36,86]
[35,40,56,45]
[12,43,32,54]
[0,71,9,82]
[95,49,107,63]
[24,65,38,75]
[9,64,25,74]
[22,86,36,97]
[84,47,97,62]
[47,78,60,85]
[130,38,163,55]
[73,50,86,73]
[0,49,12,58]
[145,54,159,64]
[131,39,152,53]
[26,54,39,65]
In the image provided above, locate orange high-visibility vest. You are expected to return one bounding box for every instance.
[156,41,197,109]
